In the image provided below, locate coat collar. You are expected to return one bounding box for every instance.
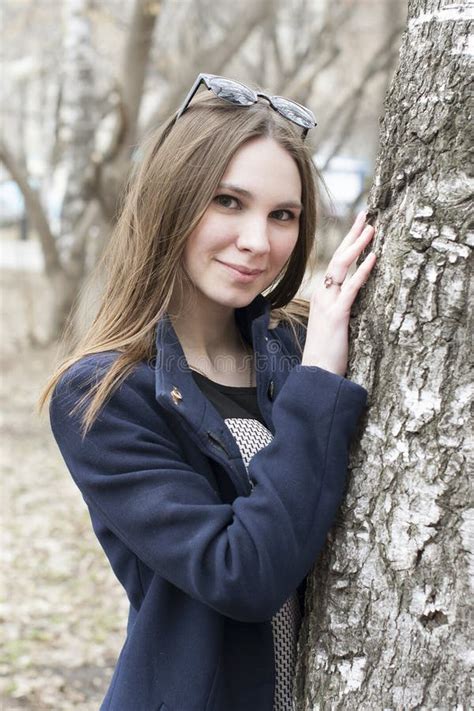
[153,293,273,441]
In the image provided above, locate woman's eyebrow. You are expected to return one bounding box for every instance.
[218,182,303,210]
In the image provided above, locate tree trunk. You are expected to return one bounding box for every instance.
[58,0,97,273]
[295,1,472,708]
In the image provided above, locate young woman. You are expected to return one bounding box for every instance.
[40,74,376,711]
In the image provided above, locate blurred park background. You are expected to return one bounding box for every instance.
[1,0,407,707]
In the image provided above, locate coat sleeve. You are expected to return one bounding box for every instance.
[49,359,368,623]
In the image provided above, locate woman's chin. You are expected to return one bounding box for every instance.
[204,288,261,311]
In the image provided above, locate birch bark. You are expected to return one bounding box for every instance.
[295,0,473,708]
[34,0,100,338]
[59,0,97,268]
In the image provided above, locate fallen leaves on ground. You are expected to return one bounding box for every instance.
[1,271,128,710]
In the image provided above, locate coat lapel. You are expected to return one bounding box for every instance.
[153,294,276,496]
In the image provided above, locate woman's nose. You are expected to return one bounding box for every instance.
[235,215,271,254]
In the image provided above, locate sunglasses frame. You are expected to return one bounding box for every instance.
[175,73,317,140]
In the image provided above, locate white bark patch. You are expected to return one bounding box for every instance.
[389,252,426,336]
[392,680,425,708]
[384,437,410,465]
[440,270,466,313]
[365,422,385,440]
[409,5,474,30]
[338,657,367,693]
[386,483,442,570]
[433,173,474,206]
[431,238,470,259]
[451,28,474,55]
[418,265,439,321]
[440,225,457,241]
[424,262,439,284]
[459,509,474,590]
[409,585,450,622]
[399,314,418,335]
[409,220,440,242]
[453,382,473,411]
[414,205,434,218]
[400,378,442,430]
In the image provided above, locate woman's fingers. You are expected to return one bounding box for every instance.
[328,225,375,281]
[344,225,376,266]
[336,210,369,251]
[340,251,377,302]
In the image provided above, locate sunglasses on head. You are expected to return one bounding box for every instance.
[175,73,317,140]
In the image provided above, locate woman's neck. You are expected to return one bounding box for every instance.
[169,301,239,357]
[167,293,254,386]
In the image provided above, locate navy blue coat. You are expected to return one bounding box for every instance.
[49,293,368,711]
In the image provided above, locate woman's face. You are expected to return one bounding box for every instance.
[182,136,302,310]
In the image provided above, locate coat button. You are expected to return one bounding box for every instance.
[267,379,275,400]
[170,386,183,405]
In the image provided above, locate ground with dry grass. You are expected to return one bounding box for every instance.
[1,269,128,710]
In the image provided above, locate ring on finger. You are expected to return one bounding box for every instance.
[324,273,344,289]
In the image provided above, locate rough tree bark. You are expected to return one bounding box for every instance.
[295,1,472,709]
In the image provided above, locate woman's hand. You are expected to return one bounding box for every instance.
[301,210,377,376]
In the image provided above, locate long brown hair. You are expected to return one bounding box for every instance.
[38,90,322,436]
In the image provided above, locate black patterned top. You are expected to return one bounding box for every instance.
[191,370,302,711]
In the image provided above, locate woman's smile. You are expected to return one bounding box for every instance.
[215,259,265,283]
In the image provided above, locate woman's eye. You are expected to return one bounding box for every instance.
[214,194,240,209]
[271,209,296,222]
[213,196,296,222]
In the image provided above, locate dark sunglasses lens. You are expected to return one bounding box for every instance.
[271,97,315,129]
[207,77,255,106]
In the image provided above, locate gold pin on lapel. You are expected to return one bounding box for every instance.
[170,386,183,405]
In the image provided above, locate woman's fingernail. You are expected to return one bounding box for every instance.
[357,210,367,223]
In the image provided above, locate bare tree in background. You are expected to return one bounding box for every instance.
[54,0,99,332]
[295,0,472,707]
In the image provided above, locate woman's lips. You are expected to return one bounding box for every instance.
[216,261,264,282]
